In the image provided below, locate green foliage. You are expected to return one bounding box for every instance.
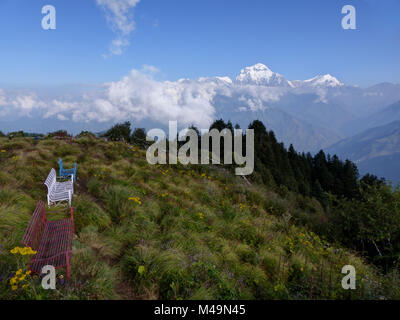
[102,185,135,223]
[130,128,148,148]
[103,121,131,142]
[7,131,27,138]
[329,183,400,267]
[87,178,103,198]
[74,195,112,232]
[76,131,96,139]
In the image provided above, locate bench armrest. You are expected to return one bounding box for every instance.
[69,207,74,221]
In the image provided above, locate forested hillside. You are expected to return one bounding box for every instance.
[209,119,400,270]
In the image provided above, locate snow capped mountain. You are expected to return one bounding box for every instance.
[303,74,343,87]
[197,76,233,85]
[235,63,343,89]
[235,63,292,87]
[291,74,344,88]
[215,76,233,84]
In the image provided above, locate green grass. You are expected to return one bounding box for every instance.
[0,136,397,300]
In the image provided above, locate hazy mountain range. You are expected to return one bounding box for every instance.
[326,120,400,184]
[1,63,400,182]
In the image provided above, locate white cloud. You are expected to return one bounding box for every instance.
[0,92,48,118]
[99,69,218,127]
[142,64,160,74]
[0,66,215,128]
[96,0,140,57]
[45,100,79,119]
[0,89,7,107]
[238,96,270,111]
[57,114,69,121]
[11,94,46,116]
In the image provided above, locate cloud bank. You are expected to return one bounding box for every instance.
[0,66,288,129]
[0,67,219,128]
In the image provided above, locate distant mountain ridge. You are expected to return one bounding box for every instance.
[326,120,400,183]
[341,101,400,135]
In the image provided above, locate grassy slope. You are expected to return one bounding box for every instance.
[0,137,395,300]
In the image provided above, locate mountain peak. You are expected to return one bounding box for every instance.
[236,63,291,87]
[303,74,344,87]
[249,63,272,71]
[215,76,233,84]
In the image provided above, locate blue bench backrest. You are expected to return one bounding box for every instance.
[58,158,77,178]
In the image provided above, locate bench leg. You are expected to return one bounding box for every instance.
[68,191,71,207]
[66,252,71,278]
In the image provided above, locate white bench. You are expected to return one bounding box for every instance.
[44,168,74,207]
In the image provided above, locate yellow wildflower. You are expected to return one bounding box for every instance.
[138,266,146,275]
[10,246,36,255]
[128,196,142,205]
[10,247,19,254]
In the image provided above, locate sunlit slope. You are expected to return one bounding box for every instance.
[0,136,392,300]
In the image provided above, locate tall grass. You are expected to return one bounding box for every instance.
[0,137,398,300]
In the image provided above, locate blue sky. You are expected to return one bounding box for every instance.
[0,0,399,87]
